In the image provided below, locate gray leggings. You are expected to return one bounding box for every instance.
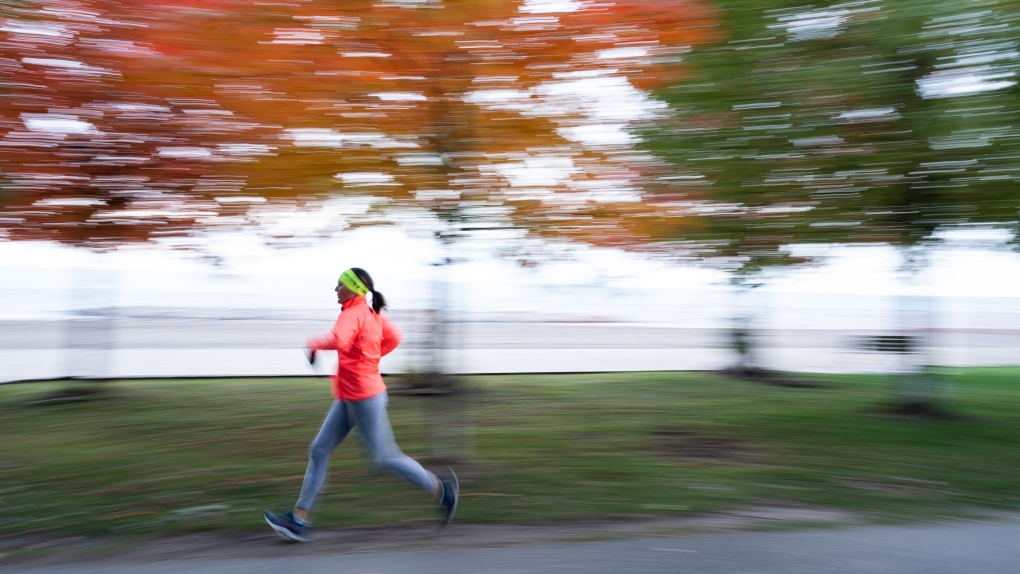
[296,392,438,510]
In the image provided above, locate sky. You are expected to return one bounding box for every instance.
[2,218,1019,330]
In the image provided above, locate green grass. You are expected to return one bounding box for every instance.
[1,368,1019,537]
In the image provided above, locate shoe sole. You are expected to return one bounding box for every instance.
[264,513,307,542]
[438,467,459,530]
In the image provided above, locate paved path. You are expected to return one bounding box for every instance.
[7,514,1020,573]
[4,315,1018,382]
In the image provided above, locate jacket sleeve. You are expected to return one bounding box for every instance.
[379,314,403,357]
[307,311,361,352]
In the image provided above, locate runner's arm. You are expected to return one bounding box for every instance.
[307,313,361,361]
[380,314,403,357]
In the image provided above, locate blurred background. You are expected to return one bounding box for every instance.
[2,226,1020,384]
[1,0,1019,388]
[5,2,1020,567]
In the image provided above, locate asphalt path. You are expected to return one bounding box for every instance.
[3,318,730,349]
[8,516,1020,574]
[2,314,1018,381]
[4,317,1017,350]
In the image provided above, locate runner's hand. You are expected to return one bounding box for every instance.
[307,349,317,365]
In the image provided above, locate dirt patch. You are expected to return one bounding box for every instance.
[873,402,969,422]
[650,427,747,461]
[720,367,825,389]
[22,384,110,406]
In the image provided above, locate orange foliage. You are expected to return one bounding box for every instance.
[0,0,718,248]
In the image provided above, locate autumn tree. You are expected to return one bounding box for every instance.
[1,0,719,412]
[1,0,717,249]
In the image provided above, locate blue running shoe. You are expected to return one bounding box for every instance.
[436,467,459,530]
[263,509,309,542]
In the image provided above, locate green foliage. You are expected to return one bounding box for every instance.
[646,0,1020,272]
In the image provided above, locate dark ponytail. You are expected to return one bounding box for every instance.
[369,289,386,313]
[351,267,386,313]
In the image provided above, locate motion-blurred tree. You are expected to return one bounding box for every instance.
[0,0,719,417]
[645,0,1020,408]
[1,0,717,248]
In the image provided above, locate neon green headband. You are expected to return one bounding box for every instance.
[339,269,369,296]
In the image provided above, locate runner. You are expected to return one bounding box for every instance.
[264,267,458,541]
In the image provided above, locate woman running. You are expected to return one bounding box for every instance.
[264,268,458,541]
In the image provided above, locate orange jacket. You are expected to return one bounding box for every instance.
[307,296,403,401]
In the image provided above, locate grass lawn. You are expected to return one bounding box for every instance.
[1,368,1019,537]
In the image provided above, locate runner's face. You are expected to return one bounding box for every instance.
[335,282,356,304]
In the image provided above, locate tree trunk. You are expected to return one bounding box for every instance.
[887,251,953,417]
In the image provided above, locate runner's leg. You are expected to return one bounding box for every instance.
[296,399,354,511]
[350,392,438,493]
